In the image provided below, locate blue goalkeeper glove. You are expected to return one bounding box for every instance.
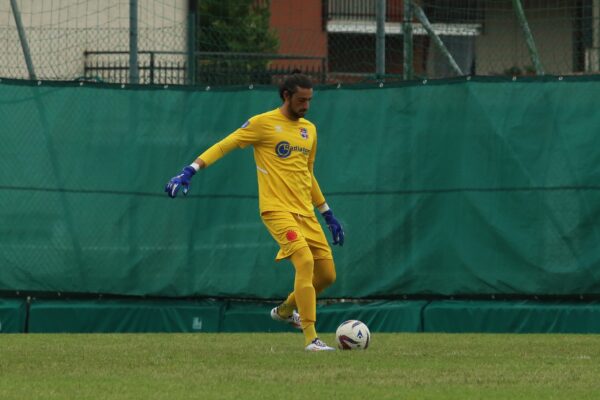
[322,209,344,246]
[165,166,196,198]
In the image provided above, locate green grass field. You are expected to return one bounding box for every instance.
[1,333,599,399]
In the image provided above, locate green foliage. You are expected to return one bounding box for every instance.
[196,0,279,85]
[2,333,600,399]
[198,0,278,53]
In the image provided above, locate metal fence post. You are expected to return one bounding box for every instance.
[412,1,463,76]
[129,0,139,84]
[512,0,544,75]
[403,0,414,80]
[10,0,36,80]
[187,0,197,85]
[595,0,600,71]
[150,52,155,85]
[376,0,386,79]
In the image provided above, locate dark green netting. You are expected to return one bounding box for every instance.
[1,77,599,298]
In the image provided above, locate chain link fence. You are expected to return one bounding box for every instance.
[327,0,599,81]
[0,1,188,83]
[1,0,598,85]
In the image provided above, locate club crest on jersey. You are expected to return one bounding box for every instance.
[300,127,308,139]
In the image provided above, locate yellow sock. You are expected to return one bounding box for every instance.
[276,296,295,318]
[278,258,337,317]
[290,247,318,345]
[303,324,317,345]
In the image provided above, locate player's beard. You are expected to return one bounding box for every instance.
[290,106,307,119]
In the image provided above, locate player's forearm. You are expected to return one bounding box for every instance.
[311,174,327,209]
[191,157,207,170]
[195,135,239,169]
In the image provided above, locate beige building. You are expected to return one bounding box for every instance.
[0,0,187,82]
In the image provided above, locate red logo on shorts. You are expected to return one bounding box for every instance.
[286,230,298,241]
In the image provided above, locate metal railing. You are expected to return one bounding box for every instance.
[323,0,403,22]
[84,51,186,85]
[83,51,328,86]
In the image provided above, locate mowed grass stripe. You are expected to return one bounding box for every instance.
[1,333,599,400]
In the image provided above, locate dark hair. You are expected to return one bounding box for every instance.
[279,71,312,101]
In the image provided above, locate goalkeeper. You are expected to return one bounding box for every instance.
[165,73,344,352]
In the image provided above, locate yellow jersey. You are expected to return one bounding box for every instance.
[198,108,326,216]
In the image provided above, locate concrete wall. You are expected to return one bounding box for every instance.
[0,0,186,80]
[475,3,574,75]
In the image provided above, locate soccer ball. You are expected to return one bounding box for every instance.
[335,320,371,350]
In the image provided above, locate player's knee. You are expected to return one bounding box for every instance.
[317,269,335,292]
[291,248,314,271]
[298,255,314,272]
[316,259,336,289]
[323,267,336,287]
[291,247,314,287]
[295,261,314,287]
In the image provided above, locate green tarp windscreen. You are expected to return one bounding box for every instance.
[1,77,599,298]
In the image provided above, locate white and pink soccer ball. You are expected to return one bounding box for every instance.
[335,320,371,350]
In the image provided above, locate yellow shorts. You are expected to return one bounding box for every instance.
[261,211,333,261]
